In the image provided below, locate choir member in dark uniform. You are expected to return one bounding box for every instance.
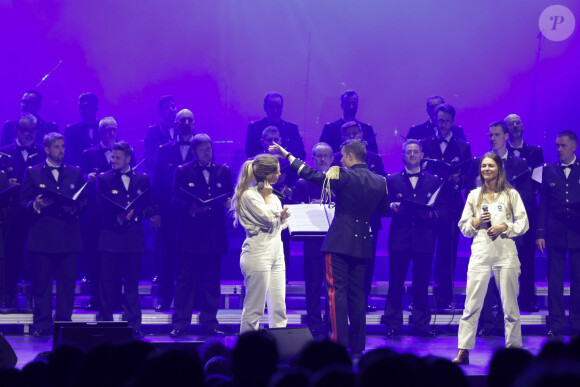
[1,90,59,146]
[0,114,45,308]
[407,96,466,141]
[271,140,389,355]
[96,141,159,337]
[64,93,100,167]
[245,93,306,159]
[20,132,87,336]
[152,109,195,311]
[0,169,16,308]
[420,103,472,310]
[331,121,385,312]
[505,113,544,312]
[169,134,233,337]
[320,91,378,154]
[144,95,177,171]
[384,139,441,337]
[293,142,334,338]
[536,130,580,337]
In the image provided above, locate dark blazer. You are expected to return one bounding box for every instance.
[246,118,306,159]
[290,160,389,259]
[20,163,87,253]
[0,143,45,182]
[1,118,59,147]
[506,141,544,169]
[171,161,233,254]
[407,120,466,142]
[386,170,442,254]
[153,140,194,210]
[96,170,156,253]
[81,144,112,176]
[293,178,324,204]
[64,121,100,167]
[536,159,580,249]
[320,118,378,154]
[0,170,9,257]
[144,123,175,171]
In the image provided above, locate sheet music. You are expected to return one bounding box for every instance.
[532,165,543,184]
[284,204,334,238]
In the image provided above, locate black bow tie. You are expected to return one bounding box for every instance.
[48,165,63,172]
[438,138,449,144]
[562,165,572,170]
[407,172,421,178]
[117,171,132,177]
[178,141,191,146]
[17,145,34,153]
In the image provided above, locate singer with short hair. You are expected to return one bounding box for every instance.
[453,152,528,365]
[231,154,290,334]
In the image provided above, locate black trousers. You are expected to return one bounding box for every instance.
[157,209,179,307]
[172,253,222,331]
[325,252,366,353]
[517,230,537,307]
[79,210,101,308]
[479,277,504,331]
[31,252,77,333]
[99,252,142,330]
[304,239,325,332]
[433,209,461,307]
[547,246,580,332]
[2,208,29,306]
[384,251,433,332]
[364,235,379,303]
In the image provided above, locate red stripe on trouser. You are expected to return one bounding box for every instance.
[325,253,337,342]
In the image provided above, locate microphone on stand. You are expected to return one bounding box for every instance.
[481,204,491,229]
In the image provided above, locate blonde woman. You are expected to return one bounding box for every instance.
[453,152,528,365]
[231,154,291,333]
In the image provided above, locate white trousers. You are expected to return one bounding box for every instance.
[240,258,287,334]
[458,266,521,349]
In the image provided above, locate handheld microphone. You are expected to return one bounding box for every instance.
[481,204,491,229]
[257,181,286,199]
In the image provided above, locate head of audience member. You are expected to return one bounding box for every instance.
[44,132,65,165]
[192,133,213,166]
[268,367,310,387]
[129,349,204,387]
[109,341,156,387]
[487,348,534,387]
[423,356,469,387]
[175,109,195,139]
[204,356,233,378]
[426,95,445,122]
[205,374,234,387]
[20,360,49,387]
[358,353,426,387]
[556,130,577,164]
[312,143,333,173]
[340,139,366,168]
[48,345,86,387]
[297,340,352,373]
[488,121,509,156]
[514,361,580,387]
[505,114,524,144]
[341,91,359,121]
[261,126,282,153]
[111,141,133,172]
[402,139,423,172]
[99,117,118,148]
[158,95,177,126]
[310,364,355,387]
[264,93,284,123]
[15,113,37,147]
[232,330,279,387]
[21,90,42,117]
[199,339,232,367]
[78,92,99,123]
[435,103,456,139]
[340,121,363,143]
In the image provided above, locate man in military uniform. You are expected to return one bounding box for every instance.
[271,140,389,355]
[245,92,306,159]
[320,91,378,154]
[420,103,472,310]
[64,93,100,167]
[169,134,233,337]
[1,90,59,146]
[536,130,580,337]
[96,141,158,337]
[293,142,334,338]
[384,139,441,337]
[152,109,195,311]
[144,95,177,171]
[407,96,466,141]
[19,132,87,336]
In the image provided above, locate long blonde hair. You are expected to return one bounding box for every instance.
[230,154,280,226]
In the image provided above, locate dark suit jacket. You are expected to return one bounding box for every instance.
[290,160,389,259]
[64,121,100,167]
[96,170,156,253]
[0,143,45,182]
[320,118,378,154]
[407,120,466,141]
[386,170,442,254]
[246,118,306,159]
[506,141,544,169]
[20,163,87,253]
[144,123,175,171]
[153,140,194,211]
[536,159,580,249]
[171,161,233,255]
[1,118,59,147]
[0,170,9,257]
[293,178,323,204]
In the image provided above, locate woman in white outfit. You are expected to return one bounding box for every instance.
[231,154,291,334]
[453,152,528,365]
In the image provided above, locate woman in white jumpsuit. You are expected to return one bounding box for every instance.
[231,153,290,334]
[453,152,528,365]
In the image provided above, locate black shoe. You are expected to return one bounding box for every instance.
[202,327,225,337]
[32,329,49,338]
[408,303,414,313]
[366,305,377,312]
[385,328,400,338]
[155,304,170,312]
[415,328,437,337]
[547,329,562,338]
[520,303,539,313]
[133,329,145,339]
[169,329,186,338]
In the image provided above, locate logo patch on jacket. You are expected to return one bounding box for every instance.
[216,183,222,188]
[112,190,119,194]
[70,184,75,190]
[39,184,46,188]
[189,182,195,187]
